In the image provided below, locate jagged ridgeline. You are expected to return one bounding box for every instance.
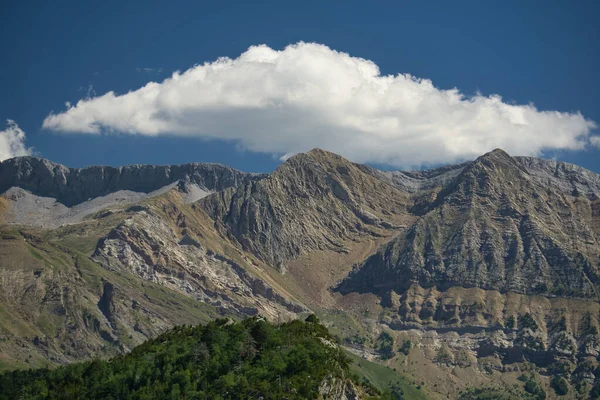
[0,317,380,400]
[3,148,600,399]
[338,149,600,297]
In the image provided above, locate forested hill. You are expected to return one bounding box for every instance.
[0,316,386,400]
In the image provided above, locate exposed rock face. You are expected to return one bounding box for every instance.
[97,281,116,324]
[375,161,469,194]
[329,150,600,397]
[200,148,412,270]
[91,204,305,317]
[0,228,211,366]
[0,156,263,207]
[378,284,600,393]
[515,156,600,198]
[338,149,600,298]
[319,376,363,399]
[4,148,600,397]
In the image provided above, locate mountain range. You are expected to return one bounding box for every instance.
[1,149,600,399]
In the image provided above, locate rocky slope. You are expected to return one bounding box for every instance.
[336,149,600,398]
[0,223,222,368]
[0,159,298,370]
[0,156,262,207]
[2,149,600,398]
[338,149,600,297]
[200,148,413,271]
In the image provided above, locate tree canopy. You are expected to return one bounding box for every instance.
[0,317,374,400]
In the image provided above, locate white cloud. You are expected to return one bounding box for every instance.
[591,136,600,148]
[137,67,163,73]
[0,120,32,162]
[42,42,597,167]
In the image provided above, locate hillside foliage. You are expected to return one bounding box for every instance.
[0,316,375,400]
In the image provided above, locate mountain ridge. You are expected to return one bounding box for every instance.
[337,148,600,297]
[3,149,600,204]
[0,156,264,207]
[3,148,600,398]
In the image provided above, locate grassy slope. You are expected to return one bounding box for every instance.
[0,221,223,370]
[346,351,429,400]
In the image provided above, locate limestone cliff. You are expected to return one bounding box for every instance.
[338,149,600,298]
[0,156,262,207]
[200,148,412,270]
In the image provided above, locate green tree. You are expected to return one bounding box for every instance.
[550,376,568,396]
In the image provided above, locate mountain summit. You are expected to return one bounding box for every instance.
[338,148,600,297]
[2,149,600,398]
[200,147,412,270]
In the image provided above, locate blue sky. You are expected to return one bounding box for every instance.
[1,0,599,172]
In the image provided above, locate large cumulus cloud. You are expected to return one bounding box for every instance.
[43,42,597,167]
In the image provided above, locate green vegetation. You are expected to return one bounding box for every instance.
[592,368,600,399]
[458,387,527,400]
[518,313,538,331]
[318,309,367,343]
[551,316,567,332]
[550,375,568,396]
[344,334,367,346]
[0,316,381,400]
[435,346,453,364]
[398,339,411,356]
[461,374,548,400]
[304,313,319,324]
[591,378,600,399]
[505,315,515,329]
[27,246,45,261]
[522,374,546,400]
[374,331,395,360]
[0,231,19,240]
[345,351,427,400]
[580,311,599,335]
[380,382,408,400]
[459,378,550,400]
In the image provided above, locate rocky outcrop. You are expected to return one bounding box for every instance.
[92,205,305,318]
[0,156,263,206]
[370,283,600,396]
[338,149,600,298]
[199,148,412,270]
[97,281,116,324]
[4,146,600,398]
[319,376,363,399]
[375,161,469,194]
[515,156,600,198]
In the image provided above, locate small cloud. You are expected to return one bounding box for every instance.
[136,67,162,74]
[591,136,600,147]
[78,84,96,99]
[43,42,598,168]
[0,120,32,162]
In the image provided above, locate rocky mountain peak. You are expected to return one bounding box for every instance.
[0,156,261,207]
[338,143,600,298]
[4,148,600,398]
[274,148,356,179]
[480,147,511,159]
[200,149,412,270]
[427,148,528,208]
[469,148,524,174]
